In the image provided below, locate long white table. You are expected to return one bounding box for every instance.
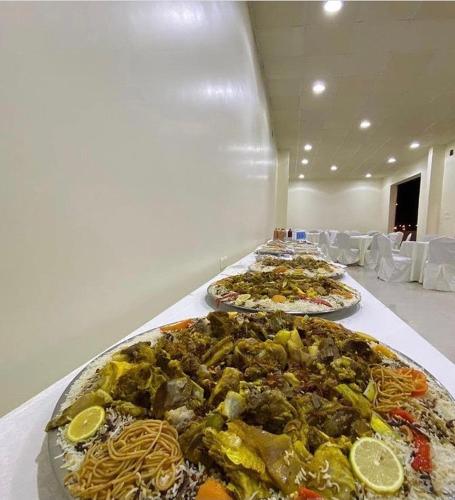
[1,251,454,500]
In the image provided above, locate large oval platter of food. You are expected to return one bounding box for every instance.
[208,272,359,314]
[46,312,455,499]
[251,255,345,279]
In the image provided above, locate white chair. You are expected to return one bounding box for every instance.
[331,232,360,265]
[346,230,362,236]
[318,231,334,260]
[376,235,412,282]
[365,233,381,270]
[422,237,455,291]
[420,234,439,242]
[328,230,338,244]
[388,232,404,250]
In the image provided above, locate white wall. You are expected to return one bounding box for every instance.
[288,179,385,232]
[439,142,455,236]
[0,2,276,414]
[275,151,290,227]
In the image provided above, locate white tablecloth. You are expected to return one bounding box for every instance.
[1,251,454,500]
[350,235,373,266]
[400,241,429,282]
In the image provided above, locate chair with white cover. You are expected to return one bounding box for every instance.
[317,231,334,260]
[331,232,360,265]
[422,237,455,291]
[328,230,339,244]
[420,234,439,242]
[376,235,412,282]
[365,233,381,270]
[388,232,404,250]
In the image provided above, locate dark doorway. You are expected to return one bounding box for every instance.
[394,176,420,240]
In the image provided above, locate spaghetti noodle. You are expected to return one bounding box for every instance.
[371,365,416,412]
[65,419,183,499]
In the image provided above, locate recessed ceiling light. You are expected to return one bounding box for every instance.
[304,144,312,151]
[330,165,338,171]
[312,81,326,95]
[299,174,305,179]
[324,1,343,14]
[301,158,309,165]
[410,141,420,149]
[359,120,371,129]
[387,157,397,164]
[365,173,372,178]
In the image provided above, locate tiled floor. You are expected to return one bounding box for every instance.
[348,266,455,363]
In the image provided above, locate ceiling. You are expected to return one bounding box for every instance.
[249,1,455,180]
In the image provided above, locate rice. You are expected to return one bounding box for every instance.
[212,282,360,313]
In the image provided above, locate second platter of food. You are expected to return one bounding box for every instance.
[208,271,360,314]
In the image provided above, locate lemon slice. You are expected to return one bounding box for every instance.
[350,437,404,494]
[66,406,105,443]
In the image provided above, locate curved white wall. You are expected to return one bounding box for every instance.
[0,2,276,414]
[288,179,385,232]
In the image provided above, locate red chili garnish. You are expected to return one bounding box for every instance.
[305,297,332,307]
[410,428,432,473]
[389,407,415,423]
[297,486,323,499]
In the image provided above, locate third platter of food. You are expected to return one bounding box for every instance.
[46,312,455,499]
[208,271,360,314]
[251,255,345,279]
[256,240,321,257]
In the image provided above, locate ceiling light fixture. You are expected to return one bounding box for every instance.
[330,165,338,171]
[387,157,397,164]
[312,81,326,94]
[410,141,420,149]
[324,1,343,14]
[299,174,305,179]
[365,173,372,178]
[359,120,371,129]
[301,158,309,165]
[304,144,312,151]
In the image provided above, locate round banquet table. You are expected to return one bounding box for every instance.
[305,232,320,245]
[399,240,429,282]
[350,235,373,266]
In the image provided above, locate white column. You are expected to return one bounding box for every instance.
[422,145,445,237]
